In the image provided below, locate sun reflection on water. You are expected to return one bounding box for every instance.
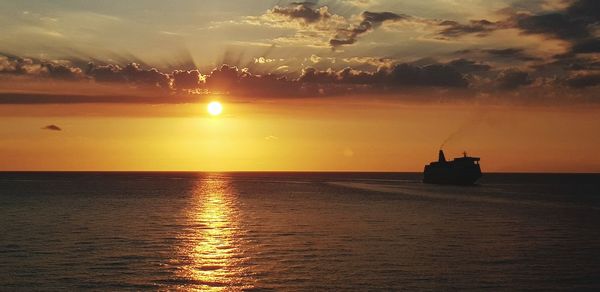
[176,174,252,290]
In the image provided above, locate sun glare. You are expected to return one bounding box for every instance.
[207,101,223,116]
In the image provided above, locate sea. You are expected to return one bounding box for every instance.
[1,172,599,291]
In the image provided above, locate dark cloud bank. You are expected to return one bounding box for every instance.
[0,53,598,104]
[0,57,469,100]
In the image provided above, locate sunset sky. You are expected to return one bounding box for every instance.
[0,0,599,172]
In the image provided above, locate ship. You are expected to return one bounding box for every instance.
[423,150,482,185]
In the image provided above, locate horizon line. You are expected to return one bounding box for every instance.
[1,170,599,175]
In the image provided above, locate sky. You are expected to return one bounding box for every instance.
[0,0,599,171]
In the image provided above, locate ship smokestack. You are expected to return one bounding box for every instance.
[438,150,446,162]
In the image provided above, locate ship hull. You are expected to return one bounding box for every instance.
[422,173,481,185]
[423,164,482,185]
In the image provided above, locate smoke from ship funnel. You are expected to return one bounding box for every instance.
[440,124,466,149]
[439,112,487,149]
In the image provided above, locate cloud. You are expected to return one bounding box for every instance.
[204,65,240,91]
[482,48,541,61]
[515,0,598,41]
[85,64,126,82]
[270,2,331,23]
[246,2,346,48]
[122,63,170,88]
[0,56,47,75]
[437,0,599,61]
[87,63,170,89]
[362,11,406,23]
[437,19,500,38]
[1,55,472,103]
[515,13,588,40]
[389,63,469,87]
[42,124,62,131]
[454,48,543,65]
[0,57,85,80]
[171,70,201,90]
[0,52,596,105]
[298,67,338,83]
[447,59,491,74]
[204,64,301,97]
[299,63,468,88]
[258,2,409,48]
[507,0,600,59]
[565,73,600,88]
[341,56,394,71]
[330,11,409,48]
[330,38,357,47]
[43,63,84,80]
[571,38,600,54]
[496,70,533,90]
[548,56,600,71]
[255,3,411,48]
[0,92,192,104]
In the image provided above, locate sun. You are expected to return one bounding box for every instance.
[207,101,223,116]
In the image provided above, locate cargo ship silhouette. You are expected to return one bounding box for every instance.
[423,150,482,185]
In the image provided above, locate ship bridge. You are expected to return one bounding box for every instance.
[456,151,480,164]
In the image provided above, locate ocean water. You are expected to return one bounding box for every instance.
[1,172,599,291]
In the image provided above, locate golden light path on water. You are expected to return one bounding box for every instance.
[175,174,254,291]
